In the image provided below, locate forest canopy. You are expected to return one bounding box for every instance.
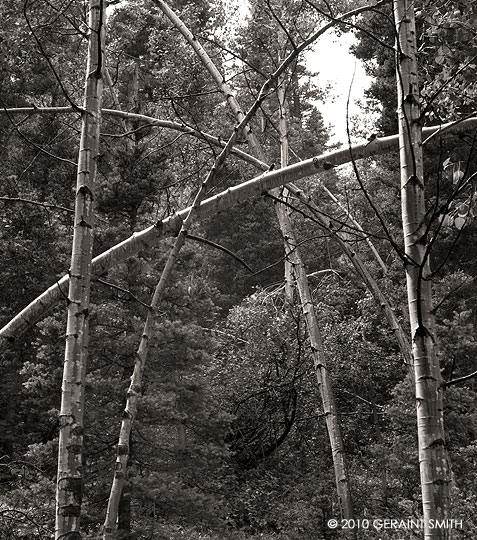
[0,1,476,539]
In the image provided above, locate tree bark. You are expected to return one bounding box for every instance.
[153,1,355,525]
[277,68,294,303]
[276,207,355,525]
[393,1,451,537]
[55,1,106,539]
[276,48,354,524]
[2,118,477,351]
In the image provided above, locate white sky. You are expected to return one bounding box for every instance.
[305,31,376,145]
[222,0,377,147]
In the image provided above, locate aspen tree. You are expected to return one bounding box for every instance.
[277,50,294,303]
[102,99,260,537]
[394,0,451,537]
[55,1,106,538]
[102,8,312,530]
[285,183,413,369]
[276,30,355,527]
[154,0,355,525]
[1,117,476,350]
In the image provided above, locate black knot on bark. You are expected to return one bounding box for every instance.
[78,219,93,229]
[429,438,445,448]
[122,409,133,420]
[117,444,129,455]
[78,185,94,199]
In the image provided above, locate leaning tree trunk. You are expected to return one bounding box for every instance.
[2,117,476,350]
[276,208,355,526]
[102,211,190,539]
[153,1,355,526]
[393,1,451,537]
[276,51,354,525]
[102,248,180,539]
[102,31,276,531]
[286,184,413,371]
[55,1,105,538]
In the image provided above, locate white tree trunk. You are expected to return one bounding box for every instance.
[55,1,106,538]
[276,48,354,524]
[394,1,451,537]
[2,118,477,350]
[277,72,294,303]
[153,1,355,524]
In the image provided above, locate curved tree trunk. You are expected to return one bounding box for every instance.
[102,12,287,529]
[393,1,451,537]
[102,158,219,537]
[2,118,477,351]
[55,1,106,538]
[154,1,355,526]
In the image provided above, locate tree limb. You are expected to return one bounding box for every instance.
[2,118,477,351]
[442,370,477,389]
[185,233,254,272]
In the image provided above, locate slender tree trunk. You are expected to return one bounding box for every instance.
[103,44,261,532]
[276,208,355,526]
[315,178,388,274]
[55,1,106,539]
[153,2,354,525]
[277,69,294,303]
[3,116,476,350]
[393,1,451,537]
[276,49,354,525]
[102,233,185,539]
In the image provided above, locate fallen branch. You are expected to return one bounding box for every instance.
[1,117,477,350]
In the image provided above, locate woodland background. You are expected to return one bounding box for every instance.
[0,0,476,539]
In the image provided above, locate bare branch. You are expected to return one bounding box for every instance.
[0,197,74,214]
[185,233,254,273]
[95,278,151,309]
[2,117,477,350]
[442,370,477,389]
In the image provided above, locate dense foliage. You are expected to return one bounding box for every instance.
[0,0,476,539]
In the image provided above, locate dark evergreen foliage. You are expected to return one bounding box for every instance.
[1,0,476,538]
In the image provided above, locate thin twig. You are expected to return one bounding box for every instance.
[96,278,151,309]
[185,233,254,272]
[0,197,74,214]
